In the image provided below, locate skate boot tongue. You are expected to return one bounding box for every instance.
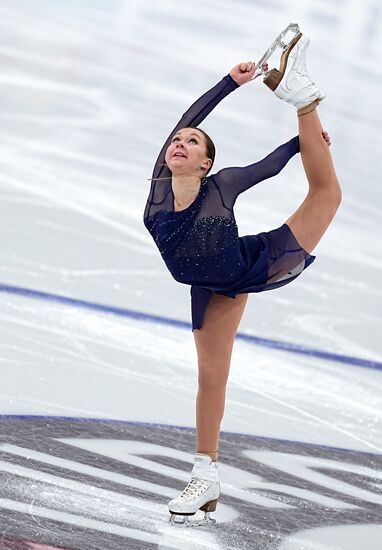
[194,453,215,463]
[191,453,219,482]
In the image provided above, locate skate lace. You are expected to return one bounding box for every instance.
[180,477,209,500]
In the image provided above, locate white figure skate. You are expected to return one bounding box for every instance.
[168,453,220,527]
[269,34,325,111]
[255,24,325,112]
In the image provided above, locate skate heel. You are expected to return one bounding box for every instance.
[263,68,283,91]
[263,32,302,91]
[199,498,218,513]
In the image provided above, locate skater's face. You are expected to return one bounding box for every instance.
[165,128,213,177]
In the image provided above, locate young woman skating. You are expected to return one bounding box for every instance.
[143,33,341,525]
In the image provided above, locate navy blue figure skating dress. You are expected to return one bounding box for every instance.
[143,74,315,330]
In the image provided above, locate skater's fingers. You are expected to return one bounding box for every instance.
[239,61,255,73]
[230,61,257,85]
[322,131,331,146]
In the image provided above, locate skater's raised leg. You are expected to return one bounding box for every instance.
[265,32,342,253]
[285,108,342,253]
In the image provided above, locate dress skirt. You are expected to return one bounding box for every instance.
[190,223,316,331]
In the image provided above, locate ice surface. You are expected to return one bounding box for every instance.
[0,0,381,549]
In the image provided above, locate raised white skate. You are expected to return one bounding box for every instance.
[268,34,325,110]
[253,24,325,111]
[168,453,220,527]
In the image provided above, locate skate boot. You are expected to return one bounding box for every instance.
[263,33,325,113]
[168,453,220,527]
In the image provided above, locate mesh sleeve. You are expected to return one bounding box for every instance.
[213,136,300,207]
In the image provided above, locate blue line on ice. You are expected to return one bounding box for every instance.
[0,283,380,371]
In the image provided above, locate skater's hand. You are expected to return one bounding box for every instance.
[230,61,257,85]
[322,131,331,147]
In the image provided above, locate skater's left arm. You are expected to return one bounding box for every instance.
[213,136,300,204]
[212,62,331,204]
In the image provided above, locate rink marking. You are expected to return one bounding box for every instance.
[0,283,381,371]
[0,415,381,457]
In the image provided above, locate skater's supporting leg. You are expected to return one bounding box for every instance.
[285,108,342,253]
[193,293,248,458]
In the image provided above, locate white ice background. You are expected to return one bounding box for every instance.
[0,1,381,549]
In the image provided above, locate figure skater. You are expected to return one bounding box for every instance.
[143,33,341,525]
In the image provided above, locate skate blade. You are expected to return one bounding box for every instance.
[169,512,216,528]
[253,22,301,79]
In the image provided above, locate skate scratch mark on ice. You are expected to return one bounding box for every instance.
[0,498,174,545]
[0,174,153,251]
[0,283,381,371]
[232,379,382,454]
